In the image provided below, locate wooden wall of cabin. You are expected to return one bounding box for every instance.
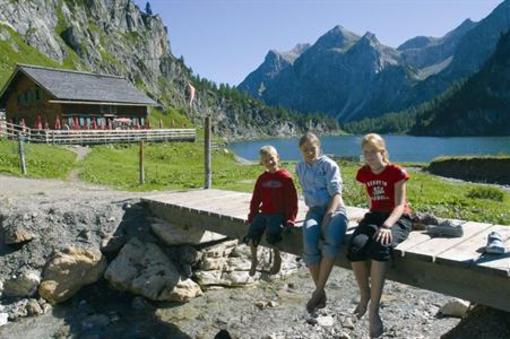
[5,74,62,128]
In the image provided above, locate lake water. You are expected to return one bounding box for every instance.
[229,135,510,163]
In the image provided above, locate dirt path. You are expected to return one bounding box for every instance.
[65,145,91,182]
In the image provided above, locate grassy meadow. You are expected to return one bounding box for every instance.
[0,139,509,225]
[0,140,75,178]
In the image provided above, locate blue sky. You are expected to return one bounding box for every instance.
[134,0,503,86]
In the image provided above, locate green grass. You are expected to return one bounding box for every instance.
[149,107,192,129]
[1,140,509,225]
[0,140,76,178]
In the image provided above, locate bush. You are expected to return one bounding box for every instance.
[466,186,504,202]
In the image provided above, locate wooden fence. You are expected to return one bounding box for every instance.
[0,120,196,145]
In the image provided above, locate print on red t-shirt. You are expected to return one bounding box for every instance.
[356,164,411,214]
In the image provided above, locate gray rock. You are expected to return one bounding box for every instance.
[440,298,471,318]
[0,312,8,327]
[104,238,202,302]
[25,299,44,316]
[2,269,41,297]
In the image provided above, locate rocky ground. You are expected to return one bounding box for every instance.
[1,174,510,339]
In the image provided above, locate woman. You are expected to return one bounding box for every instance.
[296,132,348,313]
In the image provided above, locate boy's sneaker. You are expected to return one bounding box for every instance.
[485,231,506,254]
[426,220,464,238]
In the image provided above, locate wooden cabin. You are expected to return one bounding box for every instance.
[0,64,158,129]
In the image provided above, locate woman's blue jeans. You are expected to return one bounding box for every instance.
[302,206,348,266]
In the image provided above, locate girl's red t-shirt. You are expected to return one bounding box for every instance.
[356,164,411,214]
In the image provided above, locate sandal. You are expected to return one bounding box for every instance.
[485,231,506,254]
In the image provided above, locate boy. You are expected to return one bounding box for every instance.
[244,146,298,276]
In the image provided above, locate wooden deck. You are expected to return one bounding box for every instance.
[142,189,510,312]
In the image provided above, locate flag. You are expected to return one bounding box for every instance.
[35,115,42,129]
[54,116,61,130]
[187,82,196,108]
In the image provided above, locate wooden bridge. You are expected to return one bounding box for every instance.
[142,189,510,312]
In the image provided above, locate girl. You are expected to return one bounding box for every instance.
[347,133,412,338]
[296,132,348,313]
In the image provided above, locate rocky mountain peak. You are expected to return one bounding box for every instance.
[314,25,359,50]
[281,43,311,62]
[398,36,436,51]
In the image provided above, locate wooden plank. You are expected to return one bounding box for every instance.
[394,230,431,256]
[436,225,510,276]
[403,221,493,262]
[146,189,233,205]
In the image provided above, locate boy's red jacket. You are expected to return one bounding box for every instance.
[248,169,298,226]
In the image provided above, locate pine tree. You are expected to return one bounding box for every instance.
[145,2,153,15]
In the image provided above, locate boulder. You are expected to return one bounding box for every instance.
[2,269,41,297]
[150,218,226,246]
[439,298,471,318]
[38,247,106,304]
[104,238,202,302]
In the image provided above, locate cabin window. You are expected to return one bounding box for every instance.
[35,88,41,101]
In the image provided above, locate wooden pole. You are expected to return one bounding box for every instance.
[139,140,145,185]
[204,115,211,189]
[18,133,27,175]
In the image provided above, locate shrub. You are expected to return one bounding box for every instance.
[466,186,504,202]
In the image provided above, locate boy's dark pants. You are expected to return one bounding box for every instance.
[245,213,284,246]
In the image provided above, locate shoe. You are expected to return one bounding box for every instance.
[485,231,506,254]
[426,220,464,237]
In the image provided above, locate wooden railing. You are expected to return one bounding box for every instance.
[0,121,196,145]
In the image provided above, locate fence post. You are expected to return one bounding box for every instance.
[204,115,212,189]
[18,133,27,175]
[139,140,145,185]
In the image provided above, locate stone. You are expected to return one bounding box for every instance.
[342,317,355,329]
[26,299,44,316]
[439,298,470,318]
[39,246,107,304]
[3,269,41,297]
[4,226,35,244]
[201,240,238,258]
[198,257,227,271]
[150,218,226,246]
[0,313,8,327]
[104,238,202,302]
[317,315,335,327]
[100,233,126,255]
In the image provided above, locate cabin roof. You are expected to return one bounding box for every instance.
[0,64,158,106]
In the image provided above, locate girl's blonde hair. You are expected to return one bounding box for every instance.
[361,133,390,164]
[259,145,278,164]
[299,132,321,147]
